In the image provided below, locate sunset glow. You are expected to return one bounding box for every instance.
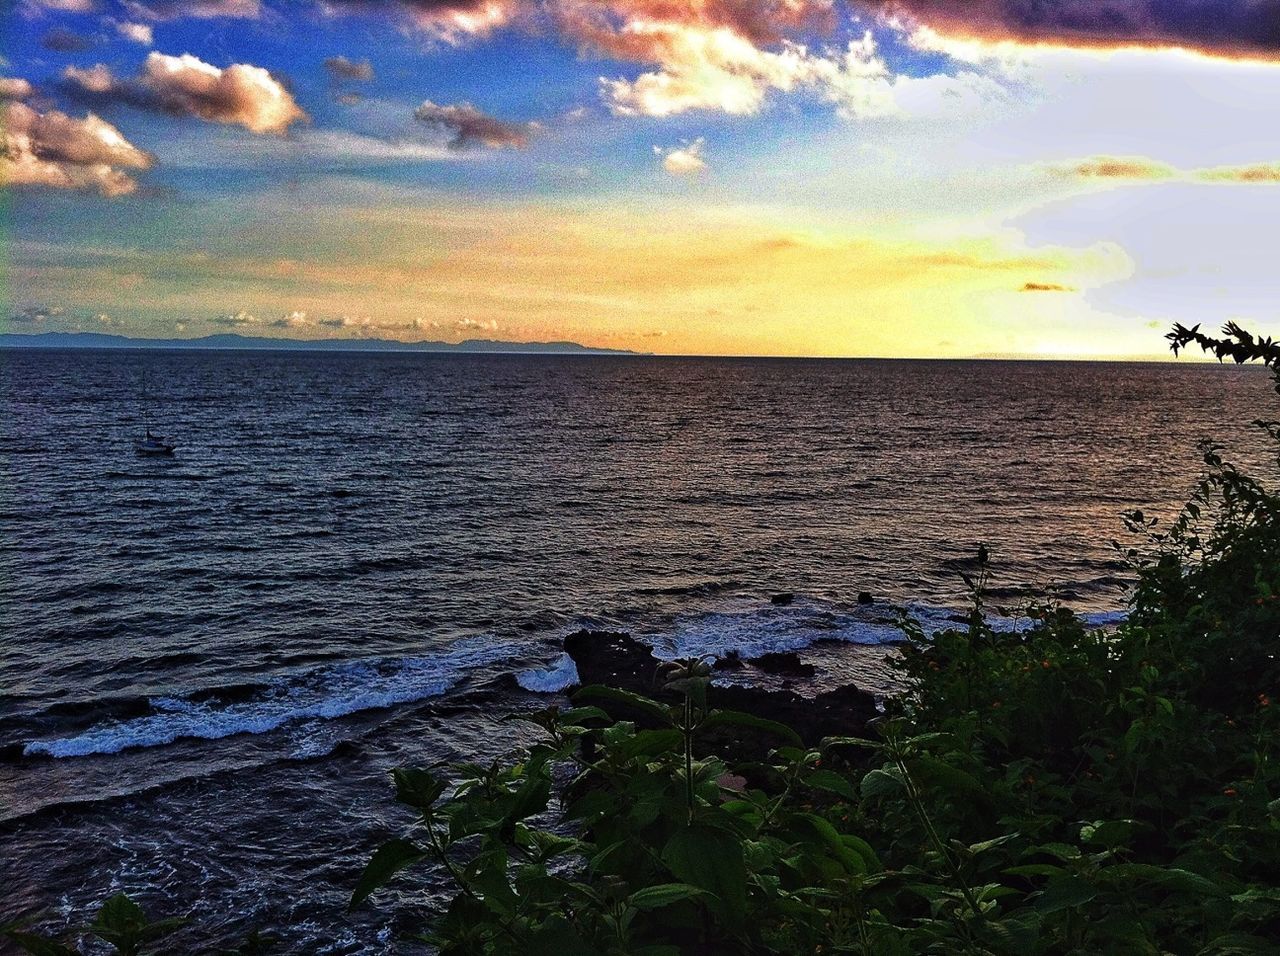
[5,0,1280,356]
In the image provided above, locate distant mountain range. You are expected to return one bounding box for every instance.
[0,331,641,356]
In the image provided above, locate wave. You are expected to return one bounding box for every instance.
[516,653,580,692]
[641,599,1127,665]
[23,638,516,759]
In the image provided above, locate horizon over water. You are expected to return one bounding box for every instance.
[2,348,1275,952]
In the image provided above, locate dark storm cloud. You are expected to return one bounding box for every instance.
[323,55,375,81]
[871,0,1280,61]
[42,27,95,52]
[413,99,534,149]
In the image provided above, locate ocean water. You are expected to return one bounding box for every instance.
[1,348,1275,952]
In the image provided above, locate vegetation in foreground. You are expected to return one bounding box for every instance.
[5,322,1280,955]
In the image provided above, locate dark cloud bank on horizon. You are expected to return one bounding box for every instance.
[325,0,1280,60]
[872,0,1280,60]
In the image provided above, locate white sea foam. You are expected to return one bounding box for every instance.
[515,652,580,693]
[644,599,1127,664]
[24,638,515,759]
[24,604,1130,753]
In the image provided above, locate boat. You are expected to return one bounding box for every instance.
[135,429,177,456]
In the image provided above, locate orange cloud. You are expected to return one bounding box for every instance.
[1,101,154,196]
[1049,155,1280,186]
[656,137,707,174]
[1020,282,1076,293]
[0,77,33,101]
[319,0,521,43]
[1054,155,1178,180]
[1198,162,1280,183]
[62,52,307,134]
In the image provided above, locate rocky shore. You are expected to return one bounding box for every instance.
[559,629,884,759]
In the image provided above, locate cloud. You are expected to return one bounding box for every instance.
[114,21,154,45]
[1052,155,1179,181]
[1198,162,1280,183]
[454,316,498,331]
[599,28,897,117]
[0,77,34,101]
[868,0,1280,63]
[215,309,260,326]
[556,0,838,51]
[1049,155,1280,186]
[10,305,66,324]
[62,52,308,134]
[1020,281,1076,292]
[42,27,95,52]
[323,55,374,81]
[26,0,97,10]
[271,309,309,327]
[318,0,521,43]
[153,128,463,169]
[1,101,154,196]
[655,136,706,174]
[123,0,261,20]
[312,1,901,118]
[413,99,534,149]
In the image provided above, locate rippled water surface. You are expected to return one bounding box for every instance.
[1,348,1275,951]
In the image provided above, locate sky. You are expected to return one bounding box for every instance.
[3,0,1280,358]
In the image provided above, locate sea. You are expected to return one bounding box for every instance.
[1,348,1275,952]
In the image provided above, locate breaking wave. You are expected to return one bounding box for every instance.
[24,638,517,759]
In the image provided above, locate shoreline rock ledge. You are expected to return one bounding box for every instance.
[562,630,878,757]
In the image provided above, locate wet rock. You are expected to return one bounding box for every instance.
[562,629,878,759]
[716,649,746,671]
[770,593,794,606]
[857,592,874,605]
[751,651,816,680]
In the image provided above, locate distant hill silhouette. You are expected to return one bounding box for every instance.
[0,331,642,356]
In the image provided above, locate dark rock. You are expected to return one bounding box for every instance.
[562,629,878,762]
[751,651,816,680]
[770,593,794,606]
[857,592,874,605]
[0,742,26,763]
[564,630,662,695]
[716,650,746,671]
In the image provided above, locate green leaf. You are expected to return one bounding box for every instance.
[1035,876,1098,914]
[1004,864,1067,879]
[861,768,904,800]
[911,754,983,796]
[613,729,684,762]
[700,709,802,745]
[804,769,857,801]
[392,768,447,812]
[560,706,611,725]
[627,883,711,911]
[662,826,748,923]
[792,813,866,874]
[350,839,427,908]
[1033,842,1082,862]
[822,735,882,751]
[506,772,552,824]
[1105,864,1228,898]
[968,833,1020,856]
[524,916,600,956]
[93,894,148,937]
[574,686,672,725]
[1079,819,1136,849]
[3,931,79,956]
